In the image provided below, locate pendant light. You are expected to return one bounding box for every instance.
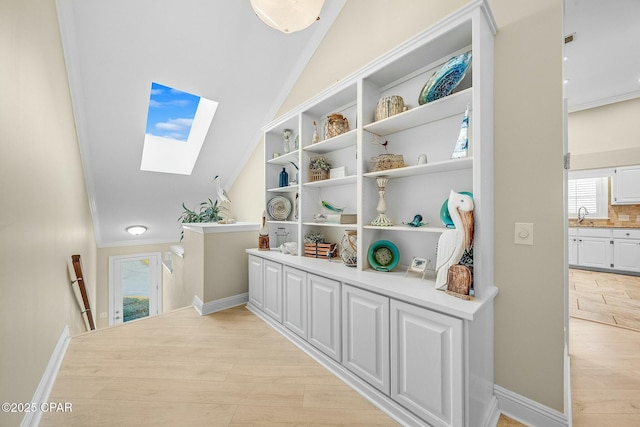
[250,0,325,33]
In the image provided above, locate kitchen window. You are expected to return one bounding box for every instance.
[567,176,609,218]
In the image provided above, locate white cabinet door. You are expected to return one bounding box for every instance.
[613,165,640,205]
[248,255,264,310]
[568,237,578,265]
[342,284,390,394]
[283,266,308,339]
[263,260,283,322]
[578,237,612,269]
[614,239,640,272]
[391,300,463,427]
[308,273,341,362]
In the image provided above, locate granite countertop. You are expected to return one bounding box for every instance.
[569,224,640,229]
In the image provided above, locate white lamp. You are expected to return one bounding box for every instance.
[250,0,325,33]
[126,225,147,236]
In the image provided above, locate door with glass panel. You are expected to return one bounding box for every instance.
[109,253,161,325]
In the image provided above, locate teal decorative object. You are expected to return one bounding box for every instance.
[418,52,472,105]
[368,240,400,272]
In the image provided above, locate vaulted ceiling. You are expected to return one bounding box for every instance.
[56,0,638,247]
[57,0,344,246]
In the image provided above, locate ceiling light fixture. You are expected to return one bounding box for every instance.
[126,225,147,236]
[250,0,325,33]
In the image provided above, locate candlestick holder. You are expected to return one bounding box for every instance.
[371,176,393,226]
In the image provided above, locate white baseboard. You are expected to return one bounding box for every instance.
[192,293,249,316]
[21,325,71,427]
[495,385,569,427]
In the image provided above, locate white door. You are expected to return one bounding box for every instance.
[578,237,611,269]
[109,253,161,325]
[342,284,389,394]
[391,299,463,427]
[308,273,341,362]
[248,255,264,310]
[614,239,640,272]
[283,266,308,339]
[263,260,283,322]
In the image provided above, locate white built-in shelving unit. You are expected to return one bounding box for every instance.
[248,2,498,426]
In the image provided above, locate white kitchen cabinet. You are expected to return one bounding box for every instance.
[263,259,283,322]
[342,284,389,394]
[283,266,308,339]
[578,237,612,269]
[308,273,341,362]
[613,229,640,273]
[391,299,463,427]
[568,229,578,266]
[248,255,264,310]
[612,165,640,205]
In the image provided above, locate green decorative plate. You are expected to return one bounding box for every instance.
[367,240,399,272]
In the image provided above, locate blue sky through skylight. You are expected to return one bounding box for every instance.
[145,82,200,142]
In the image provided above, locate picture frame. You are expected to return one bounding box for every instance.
[405,256,431,280]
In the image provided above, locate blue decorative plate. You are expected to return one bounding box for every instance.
[368,240,400,272]
[418,52,472,105]
[440,191,473,228]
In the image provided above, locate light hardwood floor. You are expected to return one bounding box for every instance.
[41,305,522,426]
[570,272,640,427]
[569,268,640,330]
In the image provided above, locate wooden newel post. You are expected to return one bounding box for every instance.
[71,254,95,330]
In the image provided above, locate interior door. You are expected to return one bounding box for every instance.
[109,253,161,325]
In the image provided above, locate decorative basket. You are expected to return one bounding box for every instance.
[304,242,337,259]
[309,169,330,182]
[369,154,405,172]
[375,95,405,121]
[325,113,349,139]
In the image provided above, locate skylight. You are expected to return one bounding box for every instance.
[140,82,218,175]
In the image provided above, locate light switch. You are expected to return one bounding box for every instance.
[515,222,534,246]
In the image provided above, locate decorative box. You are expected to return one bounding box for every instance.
[330,167,346,179]
[304,242,337,259]
[309,169,330,182]
[369,154,405,172]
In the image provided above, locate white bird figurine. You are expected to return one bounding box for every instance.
[435,190,474,290]
[213,175,230,203]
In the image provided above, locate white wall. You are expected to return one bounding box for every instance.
[229,0,566,413]
[0,0,97,423]
[569,97,640,170]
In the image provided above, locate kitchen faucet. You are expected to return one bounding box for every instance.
[577,206,589,224]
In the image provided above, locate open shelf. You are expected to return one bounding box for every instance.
[266,185,300,193]
[267,150,299,165]
[363,88,472,136]
[363,225,449,233]
[303,129,357,153]
[363,157,472,179]
[304,175,357,187]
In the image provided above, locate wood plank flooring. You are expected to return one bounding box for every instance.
[570,316,640,426]
[41,305,522,426]
[569,268,640,330]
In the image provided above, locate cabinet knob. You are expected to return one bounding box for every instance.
[626,233,630,236]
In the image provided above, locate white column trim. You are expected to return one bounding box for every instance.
[495,385,569,427]
[192,293,249,316]
[21,325,70,427]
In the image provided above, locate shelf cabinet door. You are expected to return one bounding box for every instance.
[613,239,640,272]
[613,166,640,205]
[248,255,264,310]
[391,300,463,427]
[283,266,308,339]
[578,237,612,269]
[263,259,283,322]
[308,273,341,362]
[568,237,578,266]
[342,284,390,394]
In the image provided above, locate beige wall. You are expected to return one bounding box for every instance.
[96,243,174,329]
[0,0,97,422]
[228,0,566,413]
[569,97,640,170]
[203,231,255,302]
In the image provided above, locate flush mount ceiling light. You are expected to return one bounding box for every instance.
[250,0,325,33]
[126,225,147,236]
